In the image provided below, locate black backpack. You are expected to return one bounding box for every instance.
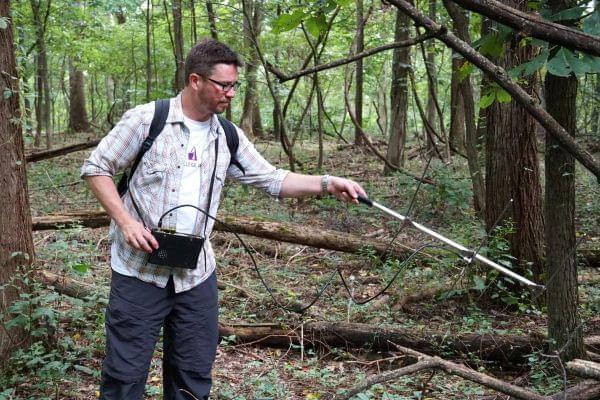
[117,99,245,197]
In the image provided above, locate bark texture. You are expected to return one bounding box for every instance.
[544,0,585,361]
[0,1,35,360]
[384,9,411,172]
[484,0,544,281]
[240,0,263,138]
[68,59,90,132]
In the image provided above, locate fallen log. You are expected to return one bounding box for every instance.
[36,270,100,298]
[32,211,418,260]
[340,344,547,400]
[567,359,600,380]
[26,139,100,163]
[218,320,545,363]
[36,269,230,297]
[547,380,600,400]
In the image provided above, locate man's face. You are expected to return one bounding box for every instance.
[191,63,239,116]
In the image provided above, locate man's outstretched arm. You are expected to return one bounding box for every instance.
[279,172,367,204]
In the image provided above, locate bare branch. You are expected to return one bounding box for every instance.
[268,33,436,82]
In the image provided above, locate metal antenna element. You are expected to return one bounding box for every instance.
[357,195,544,289]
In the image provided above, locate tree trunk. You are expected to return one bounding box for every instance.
[68,59,90,132]
[189,0,197,45]
[449,54,466,153]
[206,2,219,40]
[240,0,263,138]
[0,0,35,360]
[384,9,410,173]
[354,0,364,146]
[544,0,585,362]
[444,0,485,214]
[145,0,152,101]
[172,0,185,92]
[484,2,544,282]
[424,0,437,153]
[30,0,52,149]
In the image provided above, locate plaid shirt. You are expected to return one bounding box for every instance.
[81,94,288,293]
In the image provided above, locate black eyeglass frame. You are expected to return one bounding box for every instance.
[205,77,241,92]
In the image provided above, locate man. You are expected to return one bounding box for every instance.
[82,38,366,400]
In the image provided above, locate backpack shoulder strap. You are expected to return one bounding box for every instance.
[117,98,170,196]
[217,115,245,175]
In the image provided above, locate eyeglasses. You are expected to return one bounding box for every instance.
[206,77,241,93]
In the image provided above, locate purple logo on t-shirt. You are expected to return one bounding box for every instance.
[188,146,197,161]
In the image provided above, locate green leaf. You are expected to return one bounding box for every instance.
[479,90,496,109]
[546,48,571,76]
[272,9,306,33]
[523,49,549,76]
[582,9,600,35]
[0,17,8,30]
[509,63,526,78]
[563,49,587,78]
[496,88,512,103]
[547,6,585,22]
[3,88,12,100]
[473,275,486,291]
[71,262,90,274]
[305,13,327,38]
[580,53,600,73]
[478,33,504,58]
[457,61,474,82]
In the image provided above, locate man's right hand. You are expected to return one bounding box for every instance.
[118,218,159,253]
[83,176,160,254]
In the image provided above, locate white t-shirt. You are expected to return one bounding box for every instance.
[176,116,211,234]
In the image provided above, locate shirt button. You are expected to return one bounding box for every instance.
[172,189,176,192]
[177,165,180,169]
[181,144,184,147]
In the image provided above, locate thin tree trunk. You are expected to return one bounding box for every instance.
[172,0,185,92]
[354,0,364,146]
[206,2,219,40]
[544,0,585,361]
[449,54,466,152]
[384,9,410,173]
[0,0,35,360]
[68,58,90,132]
[145,0,152,101]
[424,0,437,153]
[190,0,197,45]
[444,0,485,214]
[240,0,263,138]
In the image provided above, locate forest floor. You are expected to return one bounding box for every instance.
[3,133,599,399]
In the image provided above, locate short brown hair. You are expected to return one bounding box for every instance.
[184,39,244,85]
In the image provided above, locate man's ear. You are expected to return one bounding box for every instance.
[188,73,201,90]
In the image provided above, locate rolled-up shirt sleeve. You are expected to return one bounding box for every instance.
[227,126,289,198]
[81,106,148,178]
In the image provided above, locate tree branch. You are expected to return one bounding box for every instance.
[268,33,436,82]
[450,0,600,57]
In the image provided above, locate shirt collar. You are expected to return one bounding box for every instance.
[167,93,222,138]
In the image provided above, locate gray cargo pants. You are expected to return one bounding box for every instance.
[100,271,218,400]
